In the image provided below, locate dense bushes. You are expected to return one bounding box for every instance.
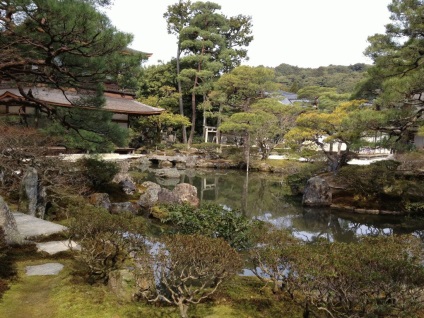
[336,160,424,210]
[77,156,120,189]
[68,206,145,283]
[249,226,424,318]
[293,235,424,318]
[140,234,243,318]
[163,203,256,250]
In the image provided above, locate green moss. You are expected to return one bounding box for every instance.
[0,249,304,318]
[150,205,169,220]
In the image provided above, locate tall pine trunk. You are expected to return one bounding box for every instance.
[176,42,187,144]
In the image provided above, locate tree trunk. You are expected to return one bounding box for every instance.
[244,131,251,172]
[178,302,189,318]
[188,44,205,146]
[176,43,187,144]
[272,280,280,294]
[241,170,249,215]
[188,88,197,146]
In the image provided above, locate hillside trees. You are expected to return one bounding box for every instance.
[164,0,253,145]
[355,0,424,148]
[275,63,369,93]
[0,0,145,149]
[296,86,351,111]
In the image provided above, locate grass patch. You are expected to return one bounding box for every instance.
[0,248,304,318]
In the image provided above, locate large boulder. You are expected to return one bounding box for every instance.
[157,188,179,205]
[302,176,332,207]
[137,181,162,209]
[137,181,199,210]
[0,196,23,244]
[173,183,199,207]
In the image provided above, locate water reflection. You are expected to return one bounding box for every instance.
[145,169,424,242]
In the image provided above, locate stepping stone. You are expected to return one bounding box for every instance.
[26,263,64,276]
[13,212,67,238]
[36,240,80,255]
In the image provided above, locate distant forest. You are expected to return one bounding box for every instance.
[274,63,370,94]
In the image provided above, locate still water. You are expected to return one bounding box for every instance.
[146,169,424,242]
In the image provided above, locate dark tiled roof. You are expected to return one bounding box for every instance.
[0,87,163,115]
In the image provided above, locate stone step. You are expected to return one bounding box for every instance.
[36,240,80,255]
[26,263,64,276]
[13,212,67,239]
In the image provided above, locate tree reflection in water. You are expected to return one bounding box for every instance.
[145,169,424,242]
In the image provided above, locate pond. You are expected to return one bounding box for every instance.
[145,168,424,242]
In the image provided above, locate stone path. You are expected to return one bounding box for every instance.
[36,240,80,255]
[26,263,65,276]
[11,212,80,277]
[13,212,67,239]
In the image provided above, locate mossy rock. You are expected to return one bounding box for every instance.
[150,205,169,220]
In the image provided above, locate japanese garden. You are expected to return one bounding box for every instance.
[0,0,424,317]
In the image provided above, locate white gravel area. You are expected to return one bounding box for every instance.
[59,153,145,162]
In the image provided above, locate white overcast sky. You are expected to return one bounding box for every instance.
[106,0,392,68]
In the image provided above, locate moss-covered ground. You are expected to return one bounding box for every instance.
[0,245,303,318]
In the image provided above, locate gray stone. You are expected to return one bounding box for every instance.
[108,269,153,302]
[354,208,379,215]
[112,161,131,183]
[175,162,186,170]
[36,186,47,219]
[155,177,180,187]
[110,202,139,215]
[137,181,162,208]
[13,212,67,239]
[136,157,152,167]
[302,176,332,207]
[36,240,80,255]
[158,160,174,168]
[0,196,23,244]
[88,193,111,210]
[173,183,199,207]
[26,263,64,276]
[19,167,39,217]
[195,159,215,168]
[119,179,137,195]
[153,168,180,179]
[185,156,198,168]
[157,188,179,205]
